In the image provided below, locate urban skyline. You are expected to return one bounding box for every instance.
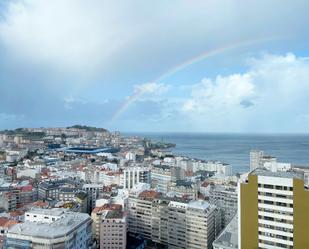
[0,1,309,249]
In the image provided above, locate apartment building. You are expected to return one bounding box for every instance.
[5,208,92,249]
[239,168,309,249]
[38,179,78,200]
[167,180,198,199]
[100,210,127,249]
[151,197,170,245]
[0,192,17,212]
[123,166,150,189]
[213,215,238,249]
[58,187,80,201]
[250,150,277,171]
[83,183,103,213]
[209,184,237,228]
[91,203,122,244]
[151,165,174,194]
[128,191,220,249]
[136,190,160,239]
[186,201,219,249]
[168,201,187,249]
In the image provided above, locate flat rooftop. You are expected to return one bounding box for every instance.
[213,215,238,249]
[26,208,66,217]
[7,210,90,239]
[188,200,213,210]
[251,167,304,180]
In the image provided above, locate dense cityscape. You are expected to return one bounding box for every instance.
[1,1,309,248]
[0,126,307,248]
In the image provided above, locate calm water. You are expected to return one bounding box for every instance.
[126,133,309,173]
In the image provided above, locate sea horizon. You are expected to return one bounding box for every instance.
[125,132,309,174]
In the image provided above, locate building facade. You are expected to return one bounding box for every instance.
[91,204,122,245]
[5,208,92,249]
[209,184,237,229]
[123,167,150,189]
[100,210,127,249]
[83,184,103,213]
[239,168,309,249]
[128,190,220,249]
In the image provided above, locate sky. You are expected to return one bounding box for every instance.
[1,0,309,133]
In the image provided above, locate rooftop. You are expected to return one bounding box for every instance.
[152,164,171,171]
[7,209,90,239]
[188,200,212,210]
[175,180,194,188]
[250,167,304,180]
[40,179,77,189]
[104,210,124,219]
[138,190,161,199]
[32,201,49,208]
[213,215,238,249]
[92,204,122,214]
[26,208,66,217]
[0,217,19,228]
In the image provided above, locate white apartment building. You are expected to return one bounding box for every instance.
[186,201,219,249]
[151,165,173,193]
[123,166,150,189]
[125,152,136,161]
[128,191,220,249]
[250,150,265,171]
[209,184,238,228]
[98,171,122,186]
[168,201,187,249]
[5,208,92,249]
[250,150,277,171]
[264,161,291,172]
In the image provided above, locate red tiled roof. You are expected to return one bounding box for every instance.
[138,190,160,199]
[92,204,122,214]
[32,201,49,208]
[9,210,24,217]
[4,220,19,228]
[20,185,33,192]
[0,218,9,227]
[201,181,210,187]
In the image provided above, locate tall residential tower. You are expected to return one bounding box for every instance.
[239,168,309,249]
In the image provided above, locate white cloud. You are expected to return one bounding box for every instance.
[182,74,255,113]
[177,53,309,132]
[112,53,309,132]
[134,82,170,96]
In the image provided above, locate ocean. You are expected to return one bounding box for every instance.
[125,133,309,173]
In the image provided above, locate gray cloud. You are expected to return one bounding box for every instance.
[0,1,309,131]
[240,100,255,108]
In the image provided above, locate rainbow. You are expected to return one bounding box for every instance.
[111,36,281,121]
